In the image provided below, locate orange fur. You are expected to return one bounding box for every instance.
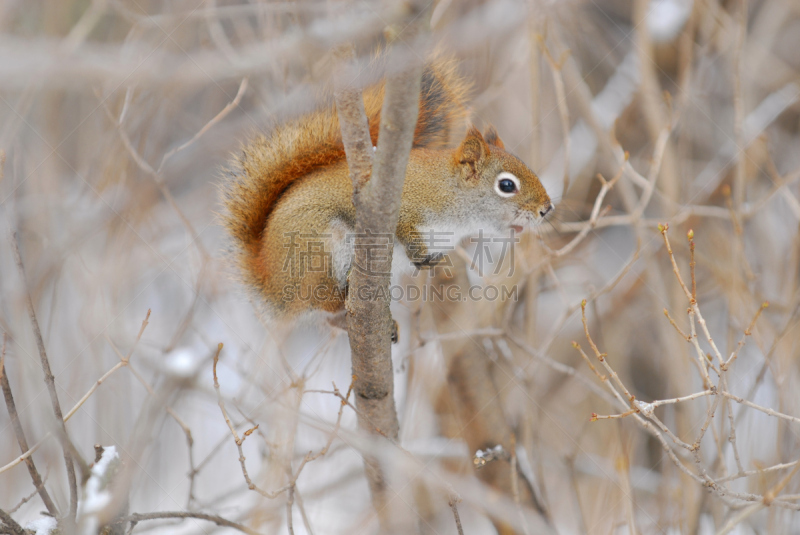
[220,60,470,311]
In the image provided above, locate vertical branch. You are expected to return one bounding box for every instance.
[633,0,680,203]
[9,229,78,521]
[527,13,541,169]
[539,34,571,195]
[448,495,464,535]
[0,333,59,516]
[334,6,427,530]
[731,0,748,210]
[334,45,374,197]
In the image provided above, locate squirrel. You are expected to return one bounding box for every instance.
[221,60,553,325]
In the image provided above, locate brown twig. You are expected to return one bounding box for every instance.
[9,477,46,514]
[156,77,248,175]
[571,341,607,382]
[448,494,464,535]
[538,32,571,195]
[722,302,768,370]
[213,344,291,499]
[111,511,261,535]
[508,334,615,405]
[544,160,626,258]
[688,229,697,301]
[580,300,634,407]
[660,225,726,366]
[0,334,58,516]
[509,434,532,535]
[65,310,150,422]
[0,508,28,535]
[101,327,196,506]
[9,229,78,521]
[663,308,690,341]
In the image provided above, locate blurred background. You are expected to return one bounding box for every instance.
[1,0,800,533]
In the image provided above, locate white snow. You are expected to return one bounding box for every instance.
[77,445,121,534]
[163,346,203,378]
[635,400,655,417]
[25,516,57,535]
[647,0,693,43]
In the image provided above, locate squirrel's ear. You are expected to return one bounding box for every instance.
[456,126,489,176]
[484,126,504,149]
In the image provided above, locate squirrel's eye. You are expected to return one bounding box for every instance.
[499,179,515,193]
[494,172,520,197]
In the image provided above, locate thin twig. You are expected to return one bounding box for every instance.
[0,508,27,535]
[688,229,697,301]
[9,229,78,521]
[507,334,616,406]
[719,391,800,425]
[663,308,690,341]
[722,302,768,370]
[581,300,634,407]
[9,476,46,514]
[660,225,726,366]
[448,493,464,535]
[102,329,199,508]
[0,334,58,516]
[213,343,292,499]
[156,78,248,174]
[571,341,607,382]
[64,310,150,422]
[111,511,261,535]
[716,460,800,484]
[539,33,571,195]
[546,161,626,258]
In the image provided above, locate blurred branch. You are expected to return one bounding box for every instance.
[0,334,58,516]
[0,507,28,535]
[580,224,800,519]
[9,479,45,514]
[213,344,291,499]
[103,331,197,507]
[155,77,248,175]
[111,511,261,535]
[545,161,626,258]
[97,92,213,261]
[0,311,150,478]
[8,228,78,522]
[64,310,150,422]
[538,32,571,195]
[448,494,464,535]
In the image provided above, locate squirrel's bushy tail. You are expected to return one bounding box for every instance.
[221,60,469,296]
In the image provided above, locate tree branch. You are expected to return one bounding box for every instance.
[0,507,29,535]
[9,229,78,522]
[111,511,260,535]
[334,8,427,530]
[0,334,59,517]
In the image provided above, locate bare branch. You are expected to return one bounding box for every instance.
[0,334,58,516]
[111,511,261,535]
[334,9,428,529]
[8,229,78,521]
[448,495,464,535]
[0,508,28,535]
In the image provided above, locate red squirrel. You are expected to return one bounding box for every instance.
[221,61,552,324]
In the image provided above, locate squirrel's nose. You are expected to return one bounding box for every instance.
[539,201,553,218]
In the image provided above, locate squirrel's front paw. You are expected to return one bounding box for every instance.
[412,252,444,269]
[391,319,399,344]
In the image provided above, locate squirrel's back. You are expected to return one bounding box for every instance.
[221,60,469,306]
